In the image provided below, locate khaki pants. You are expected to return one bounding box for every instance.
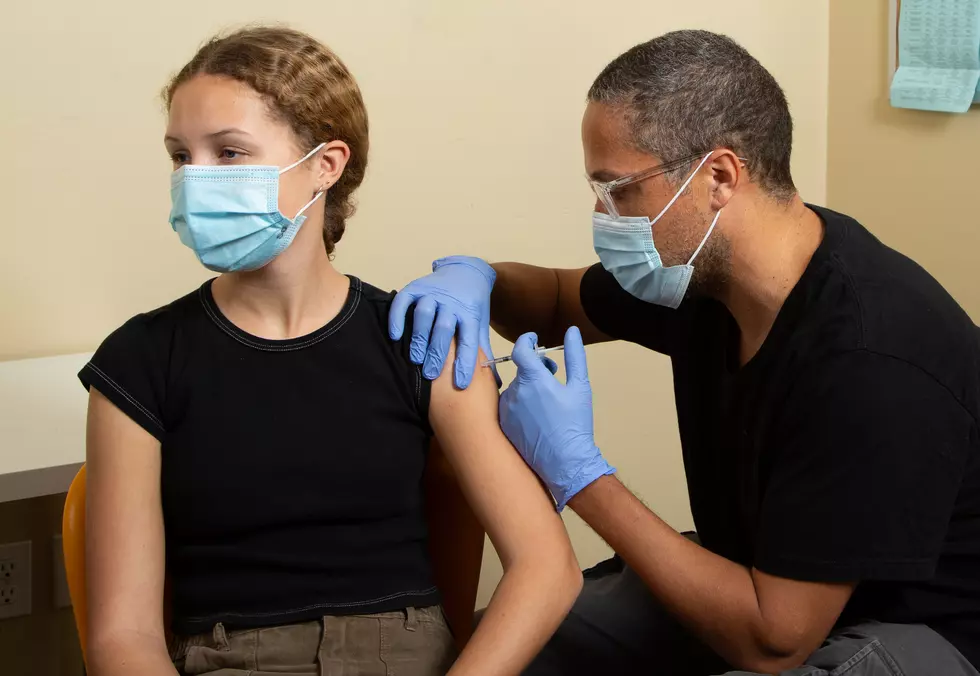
[170,606,457,676]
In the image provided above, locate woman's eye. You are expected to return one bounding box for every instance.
[221,148,242,161]
[171,151,190,166]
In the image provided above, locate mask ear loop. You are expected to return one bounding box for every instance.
[651,151,714,225]
[279,142,327,175]
[292,190,325,220]
[280,142,328,221]
[687,208,723,266]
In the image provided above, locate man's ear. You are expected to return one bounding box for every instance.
[708,150,742,212]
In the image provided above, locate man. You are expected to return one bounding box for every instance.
[389,30,980,675]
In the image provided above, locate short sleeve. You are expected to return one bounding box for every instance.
[579,263,688,355]
[755,350,974,582]
[397,308,431,428]
[374,285,431,430]
[78,316,169,442]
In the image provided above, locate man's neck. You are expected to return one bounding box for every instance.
[717,196,824,365]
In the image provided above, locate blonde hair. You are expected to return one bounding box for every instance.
[165,26,369,256]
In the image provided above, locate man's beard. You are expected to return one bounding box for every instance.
[686,228,732,300]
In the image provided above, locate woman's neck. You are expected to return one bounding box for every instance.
[211,240,350,340]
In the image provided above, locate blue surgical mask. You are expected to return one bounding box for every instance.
[169,143,326,273]
[592,152,722,309]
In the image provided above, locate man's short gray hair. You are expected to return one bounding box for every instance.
[588,30,795,200]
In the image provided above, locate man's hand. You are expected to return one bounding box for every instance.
[498,327,616,510]
[389,256,497,389]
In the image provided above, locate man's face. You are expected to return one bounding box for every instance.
[582,102,728,289]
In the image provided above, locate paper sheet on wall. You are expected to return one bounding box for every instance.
[890,0,980,113]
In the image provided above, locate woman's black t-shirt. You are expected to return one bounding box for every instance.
[78,276,440,635]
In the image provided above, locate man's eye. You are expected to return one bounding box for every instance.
[612,184,636,199]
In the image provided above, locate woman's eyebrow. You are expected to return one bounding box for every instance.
[208,128,252,139]
[164,128,252,144]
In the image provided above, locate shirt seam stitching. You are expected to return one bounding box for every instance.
[198,279,362,352]
[760,553,933,565]
[181,586,440,623]
[83,362,165,430]
[851,347,980,429]
[829,248,866,348]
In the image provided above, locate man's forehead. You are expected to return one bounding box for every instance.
[582,102,660,178]
[582,102,631,146]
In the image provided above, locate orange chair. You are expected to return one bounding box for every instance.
[62,464,88,665]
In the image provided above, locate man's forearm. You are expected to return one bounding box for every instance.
[568,476,812,672]
[489,263,564,346]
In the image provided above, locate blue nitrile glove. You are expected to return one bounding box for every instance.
[498,327,616,511]
[389,256,497,389]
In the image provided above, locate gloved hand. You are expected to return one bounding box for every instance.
[389,256,497,389]
[498,327,616,511]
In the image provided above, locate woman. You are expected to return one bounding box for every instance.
[80,26,581,676]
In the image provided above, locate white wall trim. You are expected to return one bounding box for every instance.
[0,353,91,503]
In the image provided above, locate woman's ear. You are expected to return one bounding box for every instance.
[316,140,351,190]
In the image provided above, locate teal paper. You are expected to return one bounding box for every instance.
[890,0,980,113]
[976,53,980,103]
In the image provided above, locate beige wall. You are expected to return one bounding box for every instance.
[828,1,980,320]
[1,2,827,671]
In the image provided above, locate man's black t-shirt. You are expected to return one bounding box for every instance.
[78,277,440,635]
[580,205,980,666]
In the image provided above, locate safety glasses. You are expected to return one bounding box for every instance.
[587,151,746,218]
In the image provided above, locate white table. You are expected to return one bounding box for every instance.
[0,353,92,503]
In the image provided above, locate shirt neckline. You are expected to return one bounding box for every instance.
[730,204,844,375]
[198,275,362,352]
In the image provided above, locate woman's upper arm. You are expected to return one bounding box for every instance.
[427,343,572,567]
[85,386,168,646]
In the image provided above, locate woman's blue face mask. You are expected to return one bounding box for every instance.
[168,142,325,273]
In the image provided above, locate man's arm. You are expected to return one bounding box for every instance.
[569,476,854,673]
[497,329,852,671]
[499,339,969,673]
[490,263,609,347]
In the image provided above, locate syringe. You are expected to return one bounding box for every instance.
[482,345,565,367]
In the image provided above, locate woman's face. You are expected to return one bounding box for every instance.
[164,74,327,222]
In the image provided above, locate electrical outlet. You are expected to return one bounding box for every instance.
[0,540,32,620]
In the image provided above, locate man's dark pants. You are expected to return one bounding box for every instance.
[520,550,978,676]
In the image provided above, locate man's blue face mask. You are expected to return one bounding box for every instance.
[591,152,722,309]
[168,143,326,273]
